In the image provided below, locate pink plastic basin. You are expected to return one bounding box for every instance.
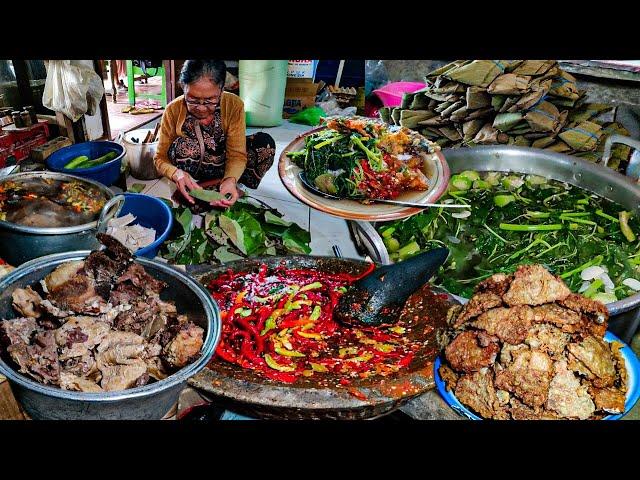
[372,81,427,107]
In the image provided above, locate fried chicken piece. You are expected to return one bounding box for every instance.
[12,287,43,318]
[452,292,503,328]
[445,330,500,373]
[590,386,626,414]
[59,371,103,393]
[502,264,571,307]
[525,323,570,357]
[438,363,459,391]
[494,349,553,408]
[611,341,628,393]
[531,303,585,334]
[567,336,616,388]
[162,321,204,369]
[472,305,534,345]
[557,294,608,337]
[454,369,509,420]
[499,343,529,367]
[546,360,595,419]
[474,273,512,297]
[509,397,560,420]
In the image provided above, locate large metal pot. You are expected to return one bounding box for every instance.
[0,251,221,420]
[350,142,640,341]
[0,171,124,266]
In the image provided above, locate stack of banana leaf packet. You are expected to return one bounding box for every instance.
[379,60,632,172]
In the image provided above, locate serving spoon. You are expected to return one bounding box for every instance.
[298,172,467,209]
[334,247,450,327]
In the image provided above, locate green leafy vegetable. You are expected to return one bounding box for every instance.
[128,183,146,193]
[282,224,312,254]
[190,188,225,202]
[264,211,292,227]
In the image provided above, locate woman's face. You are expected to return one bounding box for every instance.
[184,77,222,119]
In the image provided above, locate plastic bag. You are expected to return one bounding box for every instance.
[288,106,326,126]
[43,60,105,122]
[365,60,389,97]
[316,97,357,117]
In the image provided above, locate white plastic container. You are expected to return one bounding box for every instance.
[120,128,160,180]
[239,60,288,127]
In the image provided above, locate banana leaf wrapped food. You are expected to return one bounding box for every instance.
[377,59,632,171]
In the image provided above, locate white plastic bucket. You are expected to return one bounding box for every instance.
[239,60,288,127]
[120,128,160,180]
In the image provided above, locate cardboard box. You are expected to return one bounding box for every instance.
[283,78,320,118]
[30,136,72,162]
[287,60,316,79]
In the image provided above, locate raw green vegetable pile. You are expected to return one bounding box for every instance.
[378,170,640,302]
[64,151,118,170]
[160,197,311,265]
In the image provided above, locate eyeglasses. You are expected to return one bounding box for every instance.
[185,97,219,108]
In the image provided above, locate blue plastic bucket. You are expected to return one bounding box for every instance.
[46,141,124,187]
[116,193,173,258]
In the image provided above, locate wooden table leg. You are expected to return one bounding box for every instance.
[110,60,118,103]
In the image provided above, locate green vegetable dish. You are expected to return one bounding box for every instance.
[377,170,640,303]
[160,197,312,265]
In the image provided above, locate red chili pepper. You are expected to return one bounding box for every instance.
[397,352,414,368]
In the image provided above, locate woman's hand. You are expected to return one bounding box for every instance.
[172,169,200,204]
[210,177,239,208]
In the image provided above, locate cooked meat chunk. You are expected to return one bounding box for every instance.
[472,305,533,345]
[567,336,616,388]
[55,316,110,360]
[557,294,609,336]
[96,233,133,266]
[525,324,570,357]
[12,287,43,318]
[546,360,595,419]
[39,299,73,318]
[84,251,120,299]
[474,273,512,297]
[117,263,166,295]
[438,364,459,391]
[454,369,509,420]
[43,260,85,292]
[96,331,144,353]
[494,349,553,408]
[99,343,146,365]
[162,322,204,369]
[46,270,105,314]
[61,354,99,380]
[445,330,499,373]
[590,386,626,414]
[453,292,503,328]
[98,360,148,391]
[60,371,103,392]
[1,317,38,346]
[532,304,585,333]
[503,265,571,306]
[146,356,168,381]
[9,330,60,385]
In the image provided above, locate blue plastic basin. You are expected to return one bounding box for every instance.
[46,141,124,187]
[116,193,173,258]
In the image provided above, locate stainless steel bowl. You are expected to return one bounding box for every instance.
[0,172,123,266]
[0,251,221,420]
[350,144,640,339]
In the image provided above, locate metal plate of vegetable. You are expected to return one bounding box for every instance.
[376,169,640,306]
[279,116,451,221]
[351,144,640,318]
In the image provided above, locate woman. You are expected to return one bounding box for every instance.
[154,60,276,208]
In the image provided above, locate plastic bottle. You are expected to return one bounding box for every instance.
[239,60,288,127]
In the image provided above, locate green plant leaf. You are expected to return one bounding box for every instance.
[264,211,292,226]
[282,224,312,254]
[190,188,225,202]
